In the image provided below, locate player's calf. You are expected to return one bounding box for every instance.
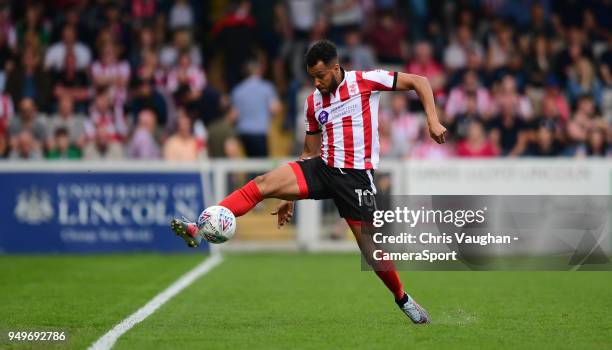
[218,164,302,218]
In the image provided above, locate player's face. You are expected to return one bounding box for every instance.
[308,61,341,95]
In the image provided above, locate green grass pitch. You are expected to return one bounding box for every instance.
[1,253,611,349]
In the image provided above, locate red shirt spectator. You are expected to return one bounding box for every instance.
[368,11,407,64]
[456,121,499,157]
[406,42,446,100]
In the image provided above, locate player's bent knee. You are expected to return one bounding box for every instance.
[253,174,269,197]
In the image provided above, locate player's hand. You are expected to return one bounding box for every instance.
[428,121,447,144]
[271,200,294,229]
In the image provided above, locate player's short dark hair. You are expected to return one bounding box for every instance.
[305,40,338,68]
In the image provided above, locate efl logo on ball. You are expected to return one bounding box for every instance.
[197,205,236,244]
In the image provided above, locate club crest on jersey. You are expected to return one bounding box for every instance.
[318,111,329,124]
[349,83,358,95]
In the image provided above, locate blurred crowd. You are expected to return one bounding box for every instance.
[0,0,611,161]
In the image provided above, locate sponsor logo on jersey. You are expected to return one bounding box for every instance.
[318,111,329,124]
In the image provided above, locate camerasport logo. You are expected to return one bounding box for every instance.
[15,188,54,224]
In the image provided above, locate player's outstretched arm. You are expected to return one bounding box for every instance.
[395,73,447,144]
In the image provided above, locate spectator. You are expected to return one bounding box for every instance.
[406,41,445,101]
[131,0,157,25]
[91,42,131,106]
[447,46,486,89]
[0,92,14,135]
[211,1,257,90]
[367,10,407,64]
[494,52,528,92]
[0,128,8,158]
[84,88,128,142]
[8,98,46,151]
[166,51,206,104]
[46,127,81,159]
[445,70,493,120]
[135,49,165,88]
[379,94,421,158]
[529,94,566,146]
[169,0,194,30]
[526,35,553,88]
[338,29,376,71]
[16,3,50,47]
[82,126,124,160]
[5,47,51,111]
[599,35,612,87]
[128,109,160,159]
[51,49,90,111]
[129,27,160,69]
[47,95,86,149]
[526,125,561,157]
[565,95,602,155]
[0,25,14,90]
[443,24,484,71]
[159,28,201,68]
[163,108,203,161]
[579,128,608,157]
[449,92,482,141]
[456,121,498,158]
[520,2,555,38]
[196,85,237,158]
[131,77,168,127]
[566,57,603,109]
[0,6,16,51]
[327,0,363,44]
[284,0,319,39]
[488,96,529,156]
[9,129,42,160]
[101,4,130,48]
[555,26,593,84]
[486,22,516,72]
[541,77,570,121]
[51,6,90,46]
[44,25,92,71]
[492,75,533,120]
[231,60,281,157]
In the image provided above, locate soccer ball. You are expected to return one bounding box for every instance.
[197,205,236,244]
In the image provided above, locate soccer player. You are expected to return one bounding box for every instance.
[171,40,446,324]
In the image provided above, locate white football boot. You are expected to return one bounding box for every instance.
[396,293,431,324]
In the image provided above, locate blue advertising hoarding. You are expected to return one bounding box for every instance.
[0,171,209,253]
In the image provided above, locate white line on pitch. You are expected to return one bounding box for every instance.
[88,254,224,350]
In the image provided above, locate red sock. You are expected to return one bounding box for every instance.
[375,268,405,301]
[218,180,263,217]
[347,220,405,300]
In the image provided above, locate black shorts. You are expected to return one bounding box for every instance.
[289,157,377,224]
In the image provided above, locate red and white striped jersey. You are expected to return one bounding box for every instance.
[304,69,397,169]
